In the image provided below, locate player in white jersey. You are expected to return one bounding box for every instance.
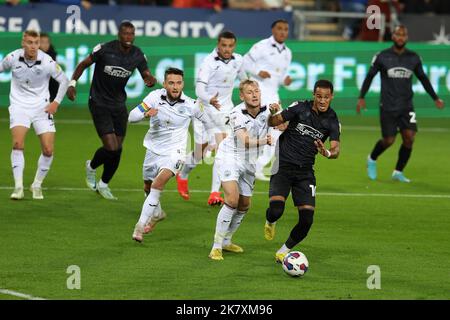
[243,19,292,181]
[129,68,213,243]
[208,80,277,261]
[0,30,69,200]
[176,30,247,206]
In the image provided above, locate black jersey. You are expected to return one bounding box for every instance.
[89,40,148,107]
[277,100,340,168]
[359,47,438,112]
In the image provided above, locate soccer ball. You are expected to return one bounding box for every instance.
[282,251,309,277]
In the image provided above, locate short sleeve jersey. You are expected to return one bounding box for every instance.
[89,40,148,107]
[278,100,340,167]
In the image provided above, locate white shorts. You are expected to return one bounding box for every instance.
[142,148,185,181]
[214,158,255,197]
[9,105,56,135]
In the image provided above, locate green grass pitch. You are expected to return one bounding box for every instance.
[0,107,449,300]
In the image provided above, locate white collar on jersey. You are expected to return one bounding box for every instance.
[160,89,186,106]
[241,104,267,119]
[213,48,235,64]
[269,36,286,53]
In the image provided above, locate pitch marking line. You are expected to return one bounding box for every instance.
[0,118,449,132]
[0,288,46,300]
[0,186,449,199]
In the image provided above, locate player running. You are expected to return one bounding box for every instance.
[208,80,275,261]
[129,68,213,242]
[67,21,156,200]
[176,30,247,206]
[264,80,341,263]
[357,25,444,182]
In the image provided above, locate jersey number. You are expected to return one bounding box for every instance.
[309,185,316,197]
[409,112,417,124]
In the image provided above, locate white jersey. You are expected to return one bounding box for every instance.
[0,49,66,108]
[130,89,211,156]
[216,102,271,166]
[243,36,292,104]
[196,49,246,114]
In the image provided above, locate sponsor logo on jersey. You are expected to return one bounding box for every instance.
[295,123,324,140]
[387,67,413,79]
[104,65,132,78]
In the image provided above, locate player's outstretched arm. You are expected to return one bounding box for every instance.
[66,55,94,101]
[315,139,340,159]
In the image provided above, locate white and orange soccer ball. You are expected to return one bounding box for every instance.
[282,251,309,277]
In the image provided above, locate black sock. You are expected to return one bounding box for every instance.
[90,147,110,169]
[285,208,314,249]
[370,139,388,161]
[395,145,412,172]
[266,200,285,223]
[101,148,122,184]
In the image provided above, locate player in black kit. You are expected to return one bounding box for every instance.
[357,25,444,183]
[67,21,156,200]
[264,79,340,263]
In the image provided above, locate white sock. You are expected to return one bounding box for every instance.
[180,152,197,179]
[11,149,24,189]
[368,155,376,162]
[87,160,95,171]
[223,210,246,246]
[98,179,108,189]
[210,161,221,193]
[32,154,53,188]
[212,204,236,249]
[277,244,290,254]
[138,188,161,226]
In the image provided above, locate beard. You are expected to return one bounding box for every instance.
[394,41,406,49]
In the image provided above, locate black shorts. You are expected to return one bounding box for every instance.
[380,109,418,137]
[269,162,316,207]
[88,100,128,137]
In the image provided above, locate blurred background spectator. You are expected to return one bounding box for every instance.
[39,33,60,102]
[357,0,402,41]
[340,0,368,39]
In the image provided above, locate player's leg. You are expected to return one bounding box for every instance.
[209,179,239,260]
[275,170,316,263]
[141,151,166,234]
[222,194,250,254]
[31,131,55,199]
[177,118,209,200]
[133,168,174,242]
[96,107,128,199]
[392,127,416,183]
[10,126,29,200]
[177,142,208,200]
[264,165,291,241]
[367,111,397,180]
[208,131,227,206]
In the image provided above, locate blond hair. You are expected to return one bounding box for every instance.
[23,30,40,39]
[239,79,259,93]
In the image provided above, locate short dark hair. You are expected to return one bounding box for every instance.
[218,30,236,42]
[271,19,289,29]
[40,32,49,39]
[119,21,135,32]
[164,67,184,79]
[314,79,334,94]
